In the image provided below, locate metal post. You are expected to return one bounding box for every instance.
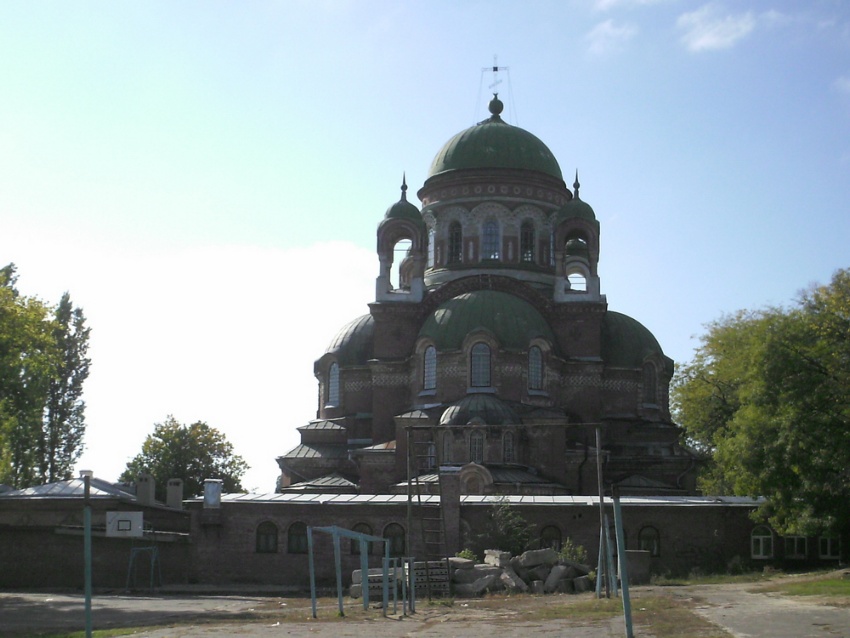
[612,490,634,638]
[83,475,92,638]
[595,427,610,598]
[604,513,618,597]
[333,530,344,617]
[308,527,317,618]
[360,539,369,610]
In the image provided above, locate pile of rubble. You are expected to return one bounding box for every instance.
[349,548,594,599]
[451,548,593,596]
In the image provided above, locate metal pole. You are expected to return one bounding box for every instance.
[83,475,92,638]
[308,527,317,618]
[406,425,412,562]
[612,490,634,638]
[595,427,610,598]
[333,530,344,617]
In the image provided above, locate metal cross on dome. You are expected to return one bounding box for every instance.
[484,55,509,94]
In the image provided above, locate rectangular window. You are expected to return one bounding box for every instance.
[819,537,841,559]
[752,535,773,559]
[784,536,807,559]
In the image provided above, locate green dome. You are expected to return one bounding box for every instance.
[419,290,555,351]
[427,97,563,181]
[601,311,665,369]
[440,394,520,426]
[324,314,374,366]
[384,178,425,227]
[555,197,597,225]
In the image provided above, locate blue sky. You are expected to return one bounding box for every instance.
[1,1,848,493]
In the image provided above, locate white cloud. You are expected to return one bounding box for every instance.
[586,19,638,55]
[677,4,756,52]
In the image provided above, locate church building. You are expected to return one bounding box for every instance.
[277,94,699,499]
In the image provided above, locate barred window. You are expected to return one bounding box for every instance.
[483,220,500,260]
[287,522,308,554]
[423,346,437,390]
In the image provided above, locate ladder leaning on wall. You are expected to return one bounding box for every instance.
[407,426,450,599]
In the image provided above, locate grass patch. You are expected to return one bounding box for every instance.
[757,574,850,599]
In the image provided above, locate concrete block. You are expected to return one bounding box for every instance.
[484,550,511,567]
[556,578,575,594]
[453,564,501,584]
[349,583,362,598]
[449,556,474,570]
[453,574,499,597]
[500,566,529,592]
[531,580,545,594]
[528,564,550,583]
[625,550,651,585]
[573,575,592,593]
[517,547,558,568]
[544,564,568,593]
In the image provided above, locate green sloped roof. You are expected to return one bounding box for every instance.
[601,311,664,368]
[324,314,374,366]
[439,394,520,426]
[427,97,562,181]
[418,290,555,351]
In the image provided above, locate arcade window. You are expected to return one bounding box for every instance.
[384,523,405,557]
[470,343,491,387]
[423,346,437,390]
[483,220,500,260]
[520,221,535,263]
[287,522,309,554]
[256,521,278,553]
[502,432,515,463]
[448,222,462,264]
[528,346,543,391]
[327,362,340,407]
[469,430,484,464]
[350,522,373,555]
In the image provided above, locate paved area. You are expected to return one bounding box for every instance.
[669,582,850,638]
[2,580,850,637]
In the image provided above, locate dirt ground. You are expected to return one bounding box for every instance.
[3,573,850,638]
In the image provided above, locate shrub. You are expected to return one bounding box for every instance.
[456,548,478,562]
[558,537,588,565]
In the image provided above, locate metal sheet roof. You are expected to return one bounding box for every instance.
[0,477,136,500]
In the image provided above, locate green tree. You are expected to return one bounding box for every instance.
[0,265,89,488]
[40,292,91,483]
[672,268,850,537]
[120,416,249,501]
[470,497,532,557]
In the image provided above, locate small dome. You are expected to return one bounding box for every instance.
[440,394,520,426]
[384,177,424,227]
[427,96,563,181]
[555,197,597,225]
[324,314,374,366]
[418,290,555,351]
[602,311,668,370]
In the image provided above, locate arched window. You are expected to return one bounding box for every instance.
[423,346,437,391]
[256,521,278,553]
[482,220,500,260]
[470,343,491,387]
[442,431,452,464]
[287,522,308,554]
[384,523,405,557]
[427,228,435,268]
[751,526,773,559]
[540,525,562,551]
[448,222,462,264]
[521,221,535,263]
[327,362,340,407]
[350,522,373,555]
[638,526,660,557]
[642,362,657,404]
[528,346,543,391]
[469,430,484,464]
[503,432,515,463]
[567,272,587,292]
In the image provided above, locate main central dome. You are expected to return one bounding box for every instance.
[426,96,563,181]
